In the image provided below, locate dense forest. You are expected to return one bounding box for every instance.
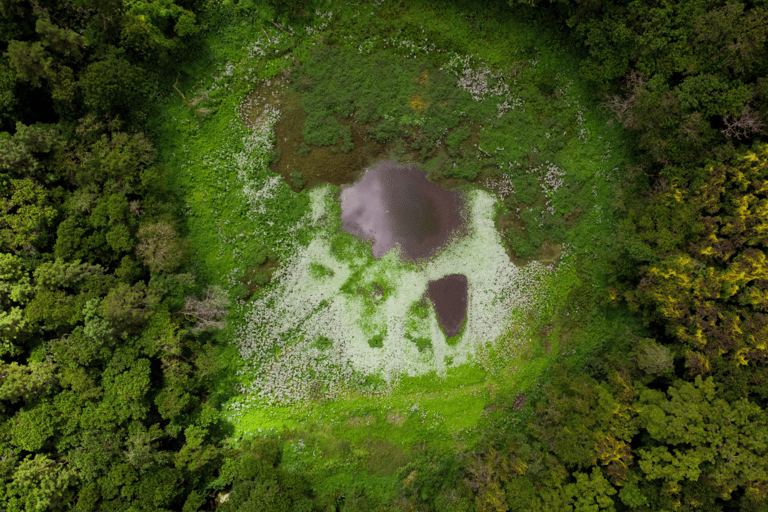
[0,0,767,511]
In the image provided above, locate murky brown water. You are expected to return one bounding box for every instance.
[428,274,468,338]
[268,89,391,190]
[239,78,287,130]
[340,160,465,261]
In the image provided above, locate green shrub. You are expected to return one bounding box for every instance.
[308,262,334,279]
[340,125,354,153]
[251,271,270,287]
[508,206,567,258]
[355,102,379,124]
[507,230,540,259]
[244,249,268,268]
[290,171,307,190]
[445,125,471,156]
[551,185,577,213]
[368,334,384,348]
[230,284,250,301]
[535,69,557,97]
[303,113,340,146]
[412,337,432,352]
[444,158,480,181]
[423,151,451,180]
[511,173,540,204]
[370,118,400,142]
[315,336,333,350]
[269,146,281,163]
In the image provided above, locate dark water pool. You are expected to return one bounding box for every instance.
[339,160,465,261]
[428,274,468,338]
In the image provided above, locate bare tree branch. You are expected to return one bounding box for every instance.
[270,21,291,35]
[721,103,767,140]
[603,71,645,130]
[179,285,230,332]
[261,27,272,44]
[173,74,187,104]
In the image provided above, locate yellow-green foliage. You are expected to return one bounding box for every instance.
[636,144,768,364]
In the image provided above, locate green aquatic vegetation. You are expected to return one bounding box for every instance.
[367,334,385,349]
[445,125,471,155]
[233,182,554,406]
[409,336,432,352]
[308,262,334,279]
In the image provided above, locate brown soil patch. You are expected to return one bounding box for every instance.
[344,414,377,427]
[385,411,407,427]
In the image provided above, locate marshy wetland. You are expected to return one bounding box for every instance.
[150,0,634,502]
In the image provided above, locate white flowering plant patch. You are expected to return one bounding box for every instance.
[232,181,554,407]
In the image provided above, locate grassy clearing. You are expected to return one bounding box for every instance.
[146,0,641,503]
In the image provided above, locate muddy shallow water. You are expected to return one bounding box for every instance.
[340,160,465,261]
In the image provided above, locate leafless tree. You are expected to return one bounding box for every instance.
[603,71,645,130]
[129,200,143,217]
[721,103,767,140]
[179,285,230,331]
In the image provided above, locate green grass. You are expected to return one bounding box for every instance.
[145,0,643,504]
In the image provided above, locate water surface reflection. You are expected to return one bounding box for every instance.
[340,160,465,261]
[428,274,469,338]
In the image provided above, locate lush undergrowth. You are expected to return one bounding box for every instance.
[146,0,640,505]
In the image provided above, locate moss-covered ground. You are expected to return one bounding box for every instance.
[145,0,643,503]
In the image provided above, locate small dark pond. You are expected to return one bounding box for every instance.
[428,274,468,338]
[339,160,465,261]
